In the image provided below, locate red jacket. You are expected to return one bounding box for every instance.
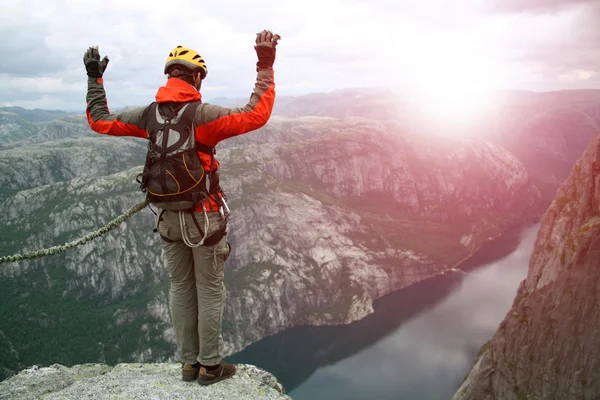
[85,68,275,211]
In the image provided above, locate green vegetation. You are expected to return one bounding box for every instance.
[226,262,284,292]
[477,340,491,358]
[0,263,173,381]
[514,386,532,400]
[0,167,164,381]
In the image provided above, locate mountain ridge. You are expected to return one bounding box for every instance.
[0,114,544,382]
[1,92,598,388]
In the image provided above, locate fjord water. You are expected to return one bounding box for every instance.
[226,223,540,400]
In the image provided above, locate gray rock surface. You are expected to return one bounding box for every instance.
[453,132,600,400]
[0,363,290,400]
[0,114,543,380]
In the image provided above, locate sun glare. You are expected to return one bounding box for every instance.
[404,49,504,129]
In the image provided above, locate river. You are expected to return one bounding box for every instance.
[226,223,540,400]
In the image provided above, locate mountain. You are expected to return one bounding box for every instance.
[0,113,541,381]
[0,135,143,196]
[263,88,600,127]
[477,90,600,203]
[246,88,600,206]
[209,87,405,121]
[453,132,600,400]
[0,108,81,149]
[0,106,71,123]
[2,89,598,385]
[272,87,406,120]
[0,112,40,147]
[218,118,542,354]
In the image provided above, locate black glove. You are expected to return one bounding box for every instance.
[83,46,110,79]
[255,30,280,69]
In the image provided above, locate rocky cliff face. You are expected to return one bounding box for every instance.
[0,136,143,193]
[219,119,542,353]
[0,113,542,379]
[453,132,600,400]
[265,89,600,206]
[0,363,290,400]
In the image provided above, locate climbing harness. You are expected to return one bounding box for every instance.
[0,199,149,264]
[179,206,210,247]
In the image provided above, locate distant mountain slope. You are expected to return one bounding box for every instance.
[0,136,145,198]
[213,88,600,206]
[0,106,72,122]
[0,115,541,381]
[0,113,40,147]
[479,90,600,200]
[7,88,599,197]
[273,88,405,120]
[208,87,405,121]
[0,110,84,149]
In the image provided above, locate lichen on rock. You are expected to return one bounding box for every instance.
[0,363,291,400]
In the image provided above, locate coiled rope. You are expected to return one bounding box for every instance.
[0,198,149,264]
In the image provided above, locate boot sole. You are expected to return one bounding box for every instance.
[197,370,236,386]
[182,374,199,382]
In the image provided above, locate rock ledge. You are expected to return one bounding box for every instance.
[0,363,291,400]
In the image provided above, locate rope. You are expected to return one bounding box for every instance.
[0,198,149,264]
[179,205,210,248]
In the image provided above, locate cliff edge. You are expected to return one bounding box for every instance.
[0,363,291,400]
[453,132,600,400]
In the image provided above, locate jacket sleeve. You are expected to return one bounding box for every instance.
[194,68,275,145]
[86,77,149,139]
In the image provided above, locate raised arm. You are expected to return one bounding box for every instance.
[194,30,280,145]
[84,46,149,139]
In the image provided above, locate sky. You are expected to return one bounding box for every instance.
[1,0,599,111]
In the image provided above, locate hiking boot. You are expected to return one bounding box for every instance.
[182,362,200,382]
[197,361,236,385]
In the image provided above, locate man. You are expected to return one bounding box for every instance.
[83,30,280,385]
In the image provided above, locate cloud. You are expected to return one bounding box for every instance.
[7,77,81,93]
[558,70,597,82]
[484,0,597,14]
[0,30,65,77]
[0,0,599,110]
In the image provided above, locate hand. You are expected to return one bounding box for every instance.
[254,30,280,69]
[83,46,110,79]
[255,30,280,48]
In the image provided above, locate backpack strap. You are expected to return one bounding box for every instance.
[196,142,216,155]
[161,101,215,155]
[146,102,160,143]
[147,101,200,142]
[178,100,201,125]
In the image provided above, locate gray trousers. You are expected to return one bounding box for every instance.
[156,210,230,366]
